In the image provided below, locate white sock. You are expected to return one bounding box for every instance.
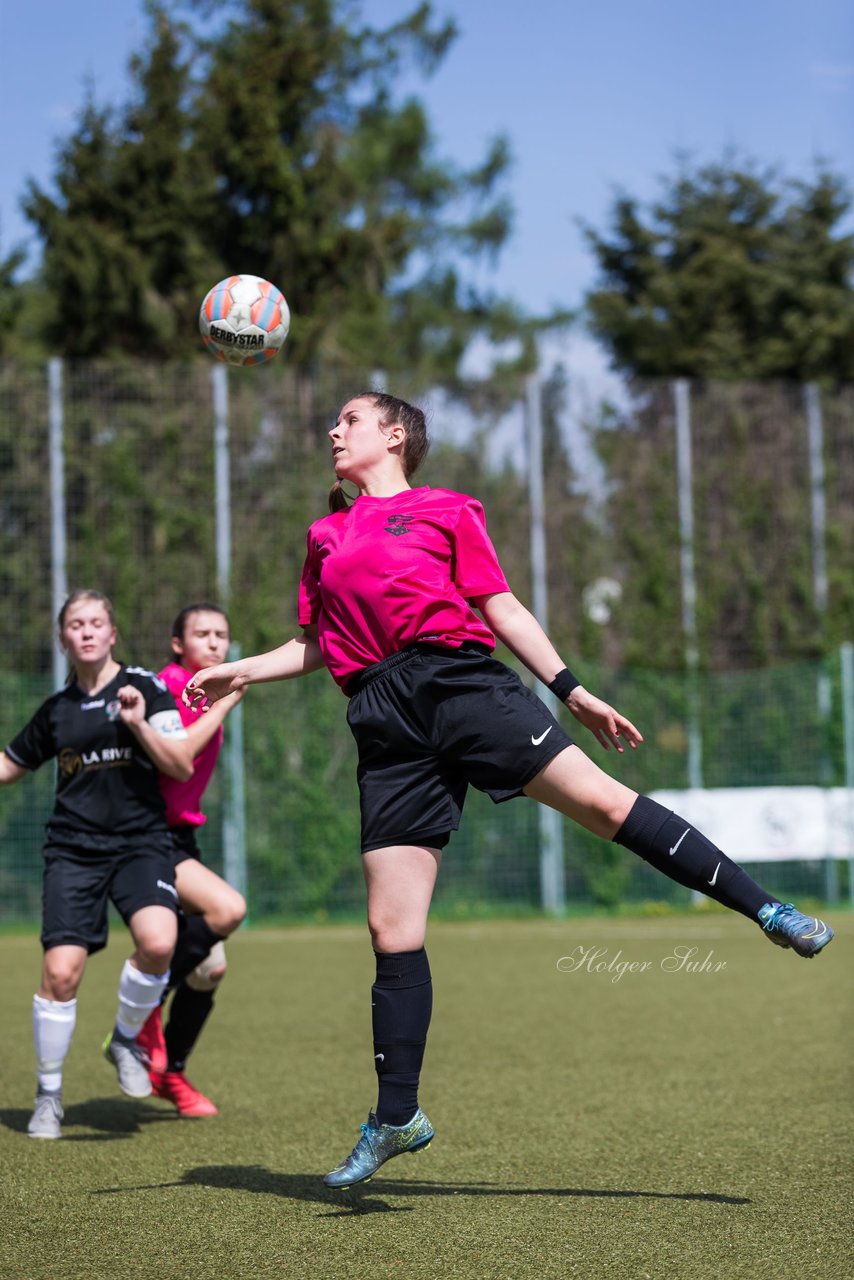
[33,994,77,1094]
[115,961,170,1039]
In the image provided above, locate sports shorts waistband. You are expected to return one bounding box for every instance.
[346,641,492,696]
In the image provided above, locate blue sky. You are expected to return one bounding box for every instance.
[1,0,851,381]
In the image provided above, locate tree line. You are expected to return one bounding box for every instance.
[1,0,852,384]
[0,0,852,678]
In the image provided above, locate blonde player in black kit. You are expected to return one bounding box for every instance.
[0,590,193,1139]
[185,391,835,1188]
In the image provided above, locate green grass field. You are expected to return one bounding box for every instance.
[1,913,851,1280]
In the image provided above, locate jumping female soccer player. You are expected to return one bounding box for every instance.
[0,589,193,1140]
[184,391,835,1187]
[132,603,246,1117]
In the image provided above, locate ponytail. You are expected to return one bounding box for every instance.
[328,479,353,514]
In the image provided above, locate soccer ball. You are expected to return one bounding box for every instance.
[199,274,290,366]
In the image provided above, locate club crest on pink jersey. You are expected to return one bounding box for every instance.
[385,515,411,536]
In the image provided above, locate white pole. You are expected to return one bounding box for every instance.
[48,358,67,690]
[213,366,231,603]
[805,384,828,616]
[673,379,704,907]
[841,642,854,907]
[212,365,248,904]
[673,379,703,792]
[222,640,247,904]
[805,381,832,772]
[526,373,565,914]
[805,383,836,899]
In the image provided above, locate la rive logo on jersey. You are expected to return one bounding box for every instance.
[59,745,133,776]
[384,514,411,536]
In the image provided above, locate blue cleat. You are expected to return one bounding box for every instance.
[758,902,834,958]
[323,1109,434,1189]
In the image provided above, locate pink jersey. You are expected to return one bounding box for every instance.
[298,487,510,689]
[157,661,224,827]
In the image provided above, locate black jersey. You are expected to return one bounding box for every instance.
[6,665,186,850]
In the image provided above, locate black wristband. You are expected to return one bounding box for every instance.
[549,668,581,701]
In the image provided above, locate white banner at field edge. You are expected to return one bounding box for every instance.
[649,788,854,861]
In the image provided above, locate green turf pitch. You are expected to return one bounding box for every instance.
[1,915,851,1280]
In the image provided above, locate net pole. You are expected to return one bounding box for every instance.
[805,383,836,900]
[841,642,854,907]
[673,379,703,791]
[212,365,248,906]
[673,380,705,906]
[526,372,565,915]
[805,383,829,617]
[48,358,67,690]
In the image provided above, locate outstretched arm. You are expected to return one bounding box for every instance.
[476,591,643,753]
[184,629,325,711]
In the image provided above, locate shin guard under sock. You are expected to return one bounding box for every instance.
[614,795,771,920]
[164,984,215,1072]
[372,948,432,1127]
[168,916,224,990]
[32,995,77,1094]
[114,962,170,1039]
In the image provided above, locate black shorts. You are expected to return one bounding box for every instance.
[169,826,203,868]
[40,835,179,955]
[346,643,573,853]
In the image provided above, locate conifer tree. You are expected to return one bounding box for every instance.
[583,158,854,382]
[21,0,530,376]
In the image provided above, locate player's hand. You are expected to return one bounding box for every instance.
[565,687,643,753]
[116,685,145,726]
[183,663,246,712]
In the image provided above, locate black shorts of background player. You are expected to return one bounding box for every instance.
[0,589,193,1139]
[130,603,246,1117]
[184,390,834,1189]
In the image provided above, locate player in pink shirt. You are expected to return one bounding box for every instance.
[185,391,834,1185]
[130,604,246,1116]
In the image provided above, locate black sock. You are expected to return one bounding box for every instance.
[614,795,772,921]
[372,948,432,1127]
[164,984,216,1073]
[168,915,224,990]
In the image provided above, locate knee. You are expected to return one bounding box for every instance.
[187,961,226,991]
[367,911,424,956]
[593,787,637,839]
[208,889,246,938]
[609,791,637,833]
[41,961,81,1003]
[225,889,247,934]
[186,940,227,991]
[135,935,176,973]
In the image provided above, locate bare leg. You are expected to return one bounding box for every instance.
[39,945,87,1002]
[363,844,442,953]
[523,744,637,836]
[174,858,246,938]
